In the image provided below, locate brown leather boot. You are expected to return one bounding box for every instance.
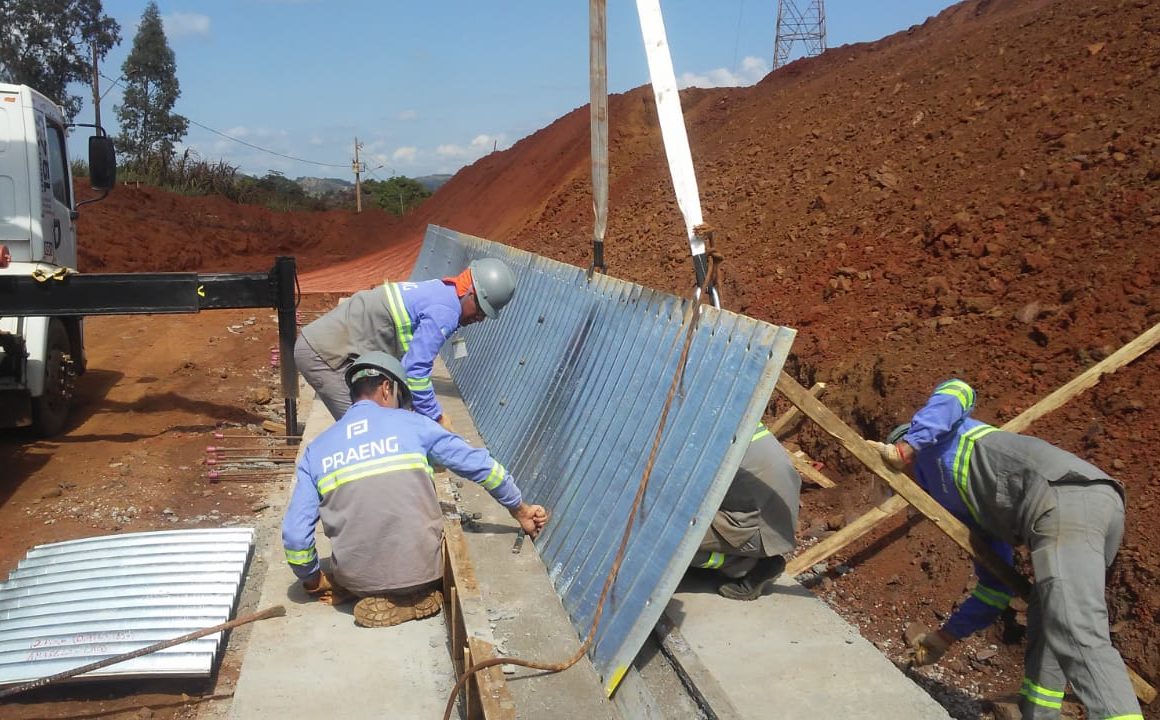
[354,588,443,628]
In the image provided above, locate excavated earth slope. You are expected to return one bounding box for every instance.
[66,0,1159,715]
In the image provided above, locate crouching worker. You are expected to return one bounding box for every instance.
[690,423,802,601]
[870,379,1140,720]
[282,351,549,628]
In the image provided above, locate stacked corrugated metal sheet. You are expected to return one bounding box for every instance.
[411,226,796,694]
[0,528,254,687]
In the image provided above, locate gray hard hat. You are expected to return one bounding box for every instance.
[469,258,517,319]
[885,423,911,445]
[345,351,411,406]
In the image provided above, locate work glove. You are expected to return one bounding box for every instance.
[909,629,956,666]
[868,440,913,470]
[303,571,352,605]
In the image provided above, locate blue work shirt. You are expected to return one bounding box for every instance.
[383,279,463,422]
[282,400,522,592]
[902,379,1015,639]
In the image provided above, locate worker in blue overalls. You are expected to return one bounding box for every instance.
[870,379,1140,720]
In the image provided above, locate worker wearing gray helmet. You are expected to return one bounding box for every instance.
[283,351,549,628]
[295,258,517,424]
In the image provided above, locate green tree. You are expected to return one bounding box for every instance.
[115,1,188,166]
[366,176,432,215]
[0,0,120,119]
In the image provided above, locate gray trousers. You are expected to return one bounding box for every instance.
[1020,482,1141,720]
[690,525,768,579]
[294,335,352,421]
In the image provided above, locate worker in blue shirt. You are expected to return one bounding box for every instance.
[294,258,517,425]
[870,379,1140,720]
[283,350,548,628]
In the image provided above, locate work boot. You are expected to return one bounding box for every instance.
[717,555,786,601]
[354,588,444,628]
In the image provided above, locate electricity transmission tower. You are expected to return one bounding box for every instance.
[773,0,827,70]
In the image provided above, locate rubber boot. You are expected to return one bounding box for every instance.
[717,555,786,601]
[354,588,444,628]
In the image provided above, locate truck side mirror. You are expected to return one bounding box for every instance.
[88,136,117,190]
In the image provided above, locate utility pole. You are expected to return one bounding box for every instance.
[352,137,363,213]
[773,0,827,70]
[90,43,102,128]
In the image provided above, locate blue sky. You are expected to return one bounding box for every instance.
[76,0,955,181]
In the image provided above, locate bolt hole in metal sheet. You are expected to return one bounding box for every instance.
[411,226,795,694]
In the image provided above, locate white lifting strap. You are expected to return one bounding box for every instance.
[635,0,718,305]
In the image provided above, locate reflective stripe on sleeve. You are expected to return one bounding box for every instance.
[285,547,317,566]
[407,376,433,391]
[317,452,432,495]
[935,379,976,411]
[383,282,414,352]
[482,461,506,491]
[971,582,1012,610]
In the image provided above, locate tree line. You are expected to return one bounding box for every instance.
[0,0,432,214]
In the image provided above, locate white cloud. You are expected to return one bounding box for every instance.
[678,55,769,89]
[393,147,418,162]
[396,109,418,121]
[435,133,505,161]
[163,12,211,39]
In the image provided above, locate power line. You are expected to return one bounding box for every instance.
[186,118,348,168]
[98,72,347,169]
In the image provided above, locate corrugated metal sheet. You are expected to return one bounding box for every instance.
[0,528,254,687]
[411,225,796,694]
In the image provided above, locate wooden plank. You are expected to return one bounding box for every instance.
[654,612,744,720]
[786,495,907,576]
[777,371,1157,703]
[778,371,1020,588]
[789,450,837,488]
[1003,321,1160,433]
[769,381,826,438]
[437,476,518,720]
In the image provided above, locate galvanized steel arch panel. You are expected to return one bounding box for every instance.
[411,226,795,693]
[0,528,253,687]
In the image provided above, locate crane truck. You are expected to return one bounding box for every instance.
[0,83,301,437]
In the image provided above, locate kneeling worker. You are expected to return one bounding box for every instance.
[690,423,802,600]
[282,351,549,628]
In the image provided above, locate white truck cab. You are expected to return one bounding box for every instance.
[0,83,115,435]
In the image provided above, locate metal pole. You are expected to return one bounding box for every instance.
[273,256,300,441]
[353,138,363,213]
[0,606,286,700]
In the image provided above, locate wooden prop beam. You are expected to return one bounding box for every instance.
[786,495,907,576]
[789,451,837,488]
[1002,321,1160,433]
[769,381,826,438]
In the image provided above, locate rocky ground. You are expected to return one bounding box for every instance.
[4,0,1157,717]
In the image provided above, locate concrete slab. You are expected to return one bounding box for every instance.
[667,573,951,719]
[226,394,455,720]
